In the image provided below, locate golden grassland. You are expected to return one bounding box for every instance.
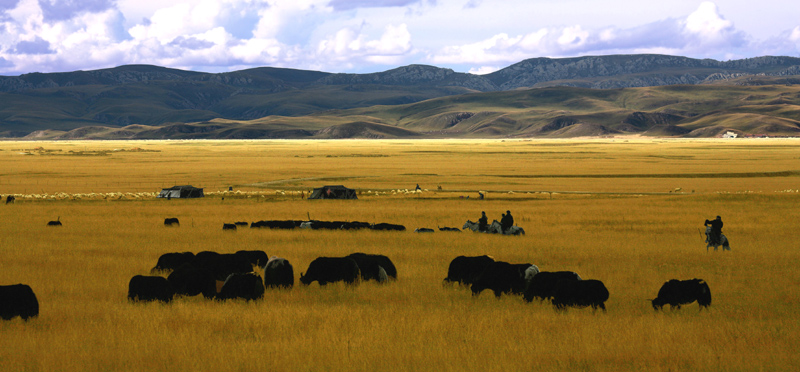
[1,138,799,371]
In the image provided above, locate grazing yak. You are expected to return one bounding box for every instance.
[346,253,397,282]
[167,263,217,299]
[443,255,495,286]
[47,217,62,226]
[551,279,609,312]
[652,279,712,311]
[471,261,532,297]
[299,257,360,286]
[235,250,270,269]
[250,220,301,229]
[414,228,435,233]
[438,226,461,232]
[523,271,582,302]
[192,251,254,281]
[263,257,294,289]
[370,223,406,231]
[128,275,174,303]
[151,252,195,273]
[5,195,15,204]
[0,284,39,320]
[222,223,237,231]
[164,218,180,227]
[217,273,265,301]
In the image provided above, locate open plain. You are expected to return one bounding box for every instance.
[1,138,799,371]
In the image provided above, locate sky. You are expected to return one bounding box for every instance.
[0,0,799,76]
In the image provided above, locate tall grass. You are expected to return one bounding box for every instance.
[1,139,799,371]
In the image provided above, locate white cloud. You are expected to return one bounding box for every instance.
[0,0,798,75]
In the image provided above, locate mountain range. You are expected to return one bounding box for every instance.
[2,54,800,139]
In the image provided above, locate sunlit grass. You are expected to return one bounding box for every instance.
[1,139,799,371]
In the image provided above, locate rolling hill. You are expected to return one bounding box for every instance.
[2,54,800,139]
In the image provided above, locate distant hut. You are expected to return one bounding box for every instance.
[157,185,205,199]
[307,185,357,200]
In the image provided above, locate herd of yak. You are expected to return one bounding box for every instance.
[2,247,712,321]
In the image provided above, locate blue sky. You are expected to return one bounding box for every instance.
[1,0,798,75]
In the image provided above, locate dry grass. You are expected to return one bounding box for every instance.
[1,138,799,371]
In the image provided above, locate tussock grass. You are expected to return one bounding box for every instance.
[1,139,799,371]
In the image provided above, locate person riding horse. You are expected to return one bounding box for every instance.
[704,216,723,245]
[478,211,488,232]
[500,210,514,234]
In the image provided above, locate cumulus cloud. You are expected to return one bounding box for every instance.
[0,0,797,76]
[428,1,752,70]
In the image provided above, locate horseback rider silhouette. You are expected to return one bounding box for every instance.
[704,216,723,245]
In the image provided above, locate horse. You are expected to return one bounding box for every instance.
[462,220,481,232]
[705,225,730,251]
[490,220,525,235]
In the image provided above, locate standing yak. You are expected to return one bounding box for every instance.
[151,252,196,273]
[217,273,265,301]
[346,253,397,282]
[471,261,532,297]
[443,255,495,286]
[652,279,712,311]
[523,271,582,302]
[167,263,217,299]
[0,284,39,320]
[263,257,294,289]
[551,279,609,312]
[299,257,360,286]
[128,275,174,303]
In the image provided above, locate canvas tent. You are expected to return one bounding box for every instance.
[157,185,204,199]
[308,185,357,199]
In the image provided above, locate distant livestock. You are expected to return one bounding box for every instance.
[222,223,237,231]
[0,284,39,320]
[346,253,397,282]
[217,273,265,301]
[167,263,217,299]
[551,279,609,311]
[471,261,532,297]
[652,279,712,311]
[523,271,582,302]
[164,218,180,227]
[250,220,301,229]
[263,257,294,289]
[47,217,62,226]
[443,255,495,286]
[414,228,435,233]
[438,226,461,232]
[300,257,360,286]
[370,223,406,231]
[5,195,15,204]
[128,275,174,303]
[151,252,196,273]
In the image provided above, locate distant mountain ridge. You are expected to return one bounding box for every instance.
[2,54,800,138]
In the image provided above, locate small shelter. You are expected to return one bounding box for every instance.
[157,185,205,199]
[308,185,357,200]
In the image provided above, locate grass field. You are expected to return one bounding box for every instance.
[1,138,799,371]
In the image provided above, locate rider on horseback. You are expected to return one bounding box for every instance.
[704,216,723,245]
[478,211,488,232]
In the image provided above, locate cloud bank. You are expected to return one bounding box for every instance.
[0,0,798,75]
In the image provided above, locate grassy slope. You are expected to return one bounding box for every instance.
[6,83,800,139]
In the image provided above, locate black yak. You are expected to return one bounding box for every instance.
[299,257,360,286]
[128,275,174,303]
[0,284,39,320]
[652,279,712,311]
